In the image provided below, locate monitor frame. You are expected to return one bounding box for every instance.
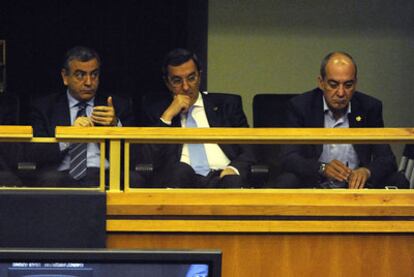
[0,248,222,277]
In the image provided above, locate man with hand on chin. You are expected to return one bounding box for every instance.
[30,46,135,186]
[144,48,255,188]
[278,51,408,189]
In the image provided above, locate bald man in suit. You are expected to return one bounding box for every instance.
[279,51,408,189]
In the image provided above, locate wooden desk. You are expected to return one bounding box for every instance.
[106,189,414,277]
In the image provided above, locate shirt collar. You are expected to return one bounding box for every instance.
[191,91,204,108]
[67,90,95,108]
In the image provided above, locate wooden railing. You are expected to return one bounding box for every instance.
[1,126,414,232]
[3,126,414,276]
[0,125,32,141]
[55,126,414,191]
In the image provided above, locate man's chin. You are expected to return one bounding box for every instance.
[69,90,96,102]
[79,91,96,101]
[331,106,349,115]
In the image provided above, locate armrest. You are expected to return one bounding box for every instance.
[249,164,269,186]
[17,162,37,171]
[134,163,154,180]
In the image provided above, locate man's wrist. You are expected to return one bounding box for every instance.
[318,162,326,176]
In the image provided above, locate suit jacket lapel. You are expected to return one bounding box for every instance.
[201,93,235,156]
[203,93,221,127]
[312,88,325,128]
[347,95,368,161]
[348,97,366,128]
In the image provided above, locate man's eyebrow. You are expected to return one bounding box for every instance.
[73,69,99,74]
[327,79,339,83]
[169,71,197,78]
[327,79,355,83]
[74,69,86,73]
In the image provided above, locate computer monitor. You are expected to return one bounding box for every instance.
[0,249,222,277]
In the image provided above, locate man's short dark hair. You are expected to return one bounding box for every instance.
[320,51,358,80]
[62,46,101,74]
[161,48,201,78]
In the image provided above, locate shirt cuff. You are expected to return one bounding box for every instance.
[59,142,70,152]
[160,117,172,125]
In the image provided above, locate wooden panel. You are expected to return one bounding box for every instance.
[109,140,121,191]
[56,127,414,144]
[107,190,414,217]
[107,219,414,233]
[107,233,414,277]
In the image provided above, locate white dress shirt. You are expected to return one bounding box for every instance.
[319,97,359,169]
[162,91,239,174]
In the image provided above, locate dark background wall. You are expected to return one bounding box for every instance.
[0,0,208,124]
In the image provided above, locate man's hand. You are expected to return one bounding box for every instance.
[161,94,192,122]
[348,167,371,189]
[219,167,237,178]
[73,116,94,127]
[324,159,352,182]
[91,96,117,126]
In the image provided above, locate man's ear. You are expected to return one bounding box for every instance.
[61,69,69,86]
[163,76,174,94]
[317,76,324,90]
[197,70,202,83]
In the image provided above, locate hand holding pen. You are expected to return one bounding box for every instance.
[323,160,352,183]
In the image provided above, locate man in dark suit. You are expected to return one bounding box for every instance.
[145,48,255,188]
[30,46,136,187]
[279,51,408,189]
[0,93,23,186]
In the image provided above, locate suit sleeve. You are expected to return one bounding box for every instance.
[28,98,64,166]
[360,101,397,186]
[137,100,176,172]
[280,100,321,181]
[223,96,256,180]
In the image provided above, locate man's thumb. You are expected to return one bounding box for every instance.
[107,96,113,107]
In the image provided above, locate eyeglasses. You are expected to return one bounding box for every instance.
[168,73,199,88]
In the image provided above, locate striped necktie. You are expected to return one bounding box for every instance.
[186,106,210,176]
[69,102,88,180]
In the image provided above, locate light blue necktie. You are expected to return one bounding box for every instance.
[186,106,210,176]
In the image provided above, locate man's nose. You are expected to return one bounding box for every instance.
[337,85,345,97]
[84,75,92,86]
[182,79,190,91]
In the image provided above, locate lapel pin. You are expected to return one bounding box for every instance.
[356,116,362,122]
[213,106,218,111]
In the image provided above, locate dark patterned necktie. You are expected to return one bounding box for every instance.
[69,102,88,180]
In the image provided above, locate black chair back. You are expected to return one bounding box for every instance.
[252,93,298,185]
